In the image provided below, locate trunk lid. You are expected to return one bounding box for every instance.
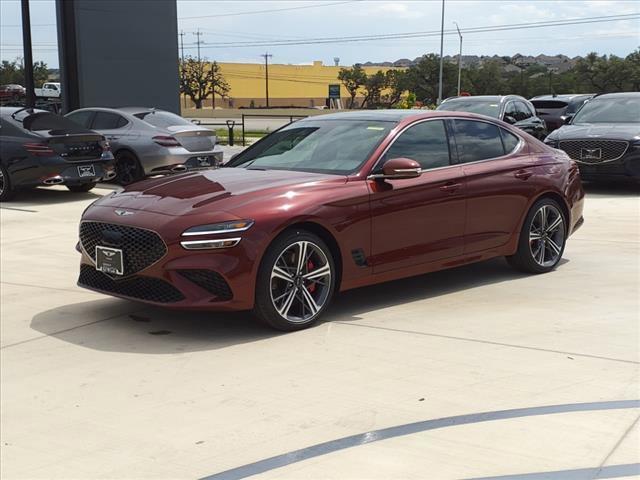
[167,126,216,152]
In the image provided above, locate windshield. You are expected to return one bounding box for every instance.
[437,100,500,118]
[227,119,394,175]
[134,111,193,128]
[572,97,640,123]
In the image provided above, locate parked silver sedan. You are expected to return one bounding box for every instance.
[65,107,223,184]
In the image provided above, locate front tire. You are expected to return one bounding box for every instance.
[67,182,97,193]
[253,230,335,331]
[0,164,16,201]
[115,151,144,185]
[507,198,567,274]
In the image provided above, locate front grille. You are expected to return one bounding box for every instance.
[79,221,166,276]
[558,139,629,163]
[178,270,233,301]
[79,265,184,303]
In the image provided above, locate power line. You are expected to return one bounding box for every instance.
[178,1,361,21]
[193,14,640,48]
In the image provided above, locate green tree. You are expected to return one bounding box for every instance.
[405,54,457,104]
[0,58,49,87]
[180,57,229,109]
[361,70,386,108]
[338,65,367,109]
[626,48,640,91]
[381,69,410,108]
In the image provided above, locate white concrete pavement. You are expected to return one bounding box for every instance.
[0,182,638,479]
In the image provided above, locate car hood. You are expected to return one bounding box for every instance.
[94,168,346,216]
[550,123,640,141]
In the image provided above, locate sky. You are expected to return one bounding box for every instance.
[0,0,638,68]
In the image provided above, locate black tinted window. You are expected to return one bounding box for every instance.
[66,111,94,128]
[453,120,505,163]
[516,101,533,119]
[384,120,450,170]
[501,129,520,153]
[92,112,126,130]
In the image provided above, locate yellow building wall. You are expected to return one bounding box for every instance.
[188,60,403,108]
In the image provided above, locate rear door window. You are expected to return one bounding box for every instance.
[66,110,94,129]
[500,128,520,153]
[452,119,505,163]
[92,112,127,130]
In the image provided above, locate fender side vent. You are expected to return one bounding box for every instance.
[351,248,368,267]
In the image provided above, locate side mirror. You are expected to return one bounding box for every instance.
[562,114,574,125]
[190,119,202,125]
[503,115,517,125]
[370,157,422,180]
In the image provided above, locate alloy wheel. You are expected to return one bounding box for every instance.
[270,240,332,323]
[117,154,141,185]
[529,204,565,267]
[0,169,4,196]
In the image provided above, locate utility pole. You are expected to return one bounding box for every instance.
[437,0,445,105]
[179,30,186,108]
[21,0,35,108]
[261,52,272,108]
[454,21,462,96]
[193,29,203,62]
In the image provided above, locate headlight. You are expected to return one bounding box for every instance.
[181,219,254,237]
[181,238,241,250]
[545,138,559,148]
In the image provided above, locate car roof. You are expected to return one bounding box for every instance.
[442,95,525,104]
[531,94,594,101]
[303,110,422,122]
[591,92,640,99]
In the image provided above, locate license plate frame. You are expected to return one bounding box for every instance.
[78,164,96,177]
[95,246,124,276]
[196,156,212,167]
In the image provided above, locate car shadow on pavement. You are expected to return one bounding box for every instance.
[2,186,103,209]
[29,257,561,354]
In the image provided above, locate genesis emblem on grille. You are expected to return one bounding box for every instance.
[114,209,134,216]
[581,148,602,160]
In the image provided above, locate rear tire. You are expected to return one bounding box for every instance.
[507,198,567,274]
[0,164,16,202]
[115,151,144,185]
[253,229,336,331]
[67,182,97,193]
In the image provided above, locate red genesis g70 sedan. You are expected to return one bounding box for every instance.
[77,111,585,330]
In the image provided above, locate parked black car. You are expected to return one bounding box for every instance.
[544,92,640,182]
[437,95,548,139]
[530,94,594,132]
[0,107,116,201]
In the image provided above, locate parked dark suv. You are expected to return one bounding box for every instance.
[437,95,548,139]
[544,92,640,182]
[0,107,116,201]
[530,94,594,132]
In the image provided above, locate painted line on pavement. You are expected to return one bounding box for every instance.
[465,463,640,479]
[201,400,640,480]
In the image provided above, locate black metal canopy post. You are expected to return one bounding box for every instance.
[21,0,35,108]
[55,0,80,113]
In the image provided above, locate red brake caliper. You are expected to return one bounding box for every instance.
[307,260,316,293]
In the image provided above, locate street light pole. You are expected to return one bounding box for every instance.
[437,0,445,105]
[261,52,272,108]
[454,21,462,96]
[179,30,186,108]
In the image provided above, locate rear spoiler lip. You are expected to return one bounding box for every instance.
[35,131,106,142]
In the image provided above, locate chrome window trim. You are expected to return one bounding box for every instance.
[180,238,242,250]
[368,116,525,177]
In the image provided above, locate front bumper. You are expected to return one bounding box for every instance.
[76,213,258,311]
[577,155,640,181]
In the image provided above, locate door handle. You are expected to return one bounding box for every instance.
[440,181,461,193]
[514,170,533,180]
